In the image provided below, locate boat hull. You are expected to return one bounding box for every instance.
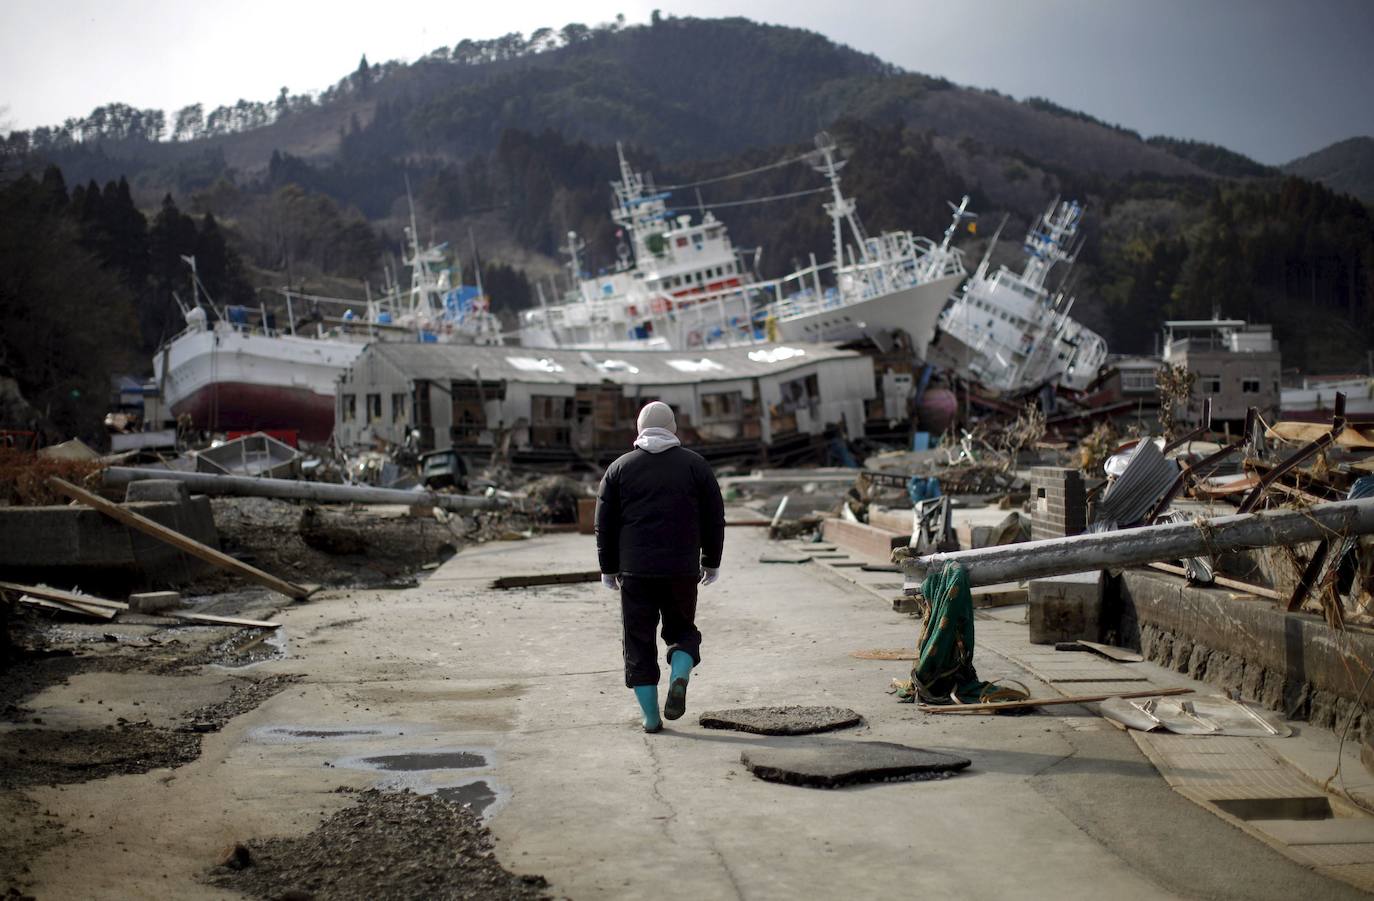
[171,381,336,443]
[771,273,964,355]
[155,327,366,442]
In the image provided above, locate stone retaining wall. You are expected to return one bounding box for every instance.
[1117,569,1374,740]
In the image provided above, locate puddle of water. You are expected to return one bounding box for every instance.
[359,751,487,772]
[250,724,417,744]
[280,728,380,739]
[434,780,498,816]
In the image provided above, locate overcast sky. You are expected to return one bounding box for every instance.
[2,0,1370,164]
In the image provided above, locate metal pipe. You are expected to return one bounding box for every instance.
[902,497,1374,591]
[102,467,513,512]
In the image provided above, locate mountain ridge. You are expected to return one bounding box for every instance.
[1284,136,1374,203]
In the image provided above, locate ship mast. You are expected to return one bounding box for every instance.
[810,132,869,270]
[1019,198,1081,295]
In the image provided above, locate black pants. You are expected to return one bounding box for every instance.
[620,574,701,688]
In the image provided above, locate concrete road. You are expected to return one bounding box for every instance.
[21,525,1368,899]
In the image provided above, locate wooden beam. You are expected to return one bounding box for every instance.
[0,581,128,610]
[48,477,310,601]
[17,596,116,621]
[491,571,602,589]
[1146,562,1284,601]
[166,611,281,629]
[918,686,1193,714]
[1075,640,1145,663]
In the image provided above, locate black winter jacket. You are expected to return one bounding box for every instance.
[595,446,725,577]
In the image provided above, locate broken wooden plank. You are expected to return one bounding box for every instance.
[17,596,117,621]
[0,581,129,610]
[48,477,310,601]
[491,571,601,590]
[1146,562,1284,601]
[1075,640,1145,663]
[166,611,281,629]
[919,686,1193,714]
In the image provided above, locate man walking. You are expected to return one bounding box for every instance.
[596,401,725,732]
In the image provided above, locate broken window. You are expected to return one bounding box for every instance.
[391,393,407,422]
[699,391,743,441]
[366,394,382,422]
[530,394,574,448]
[1121,371,1156,392]
[1242,378,1261,394]
[341,394,356,422]
[1199,374,1222,394]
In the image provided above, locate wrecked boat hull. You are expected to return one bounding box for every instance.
[172,381,336,443]
[772,272,964,355]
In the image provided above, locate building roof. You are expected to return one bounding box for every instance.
[353,340,865,387]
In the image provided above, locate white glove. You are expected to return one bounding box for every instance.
[700,567,720,586]
[602,573,621,591]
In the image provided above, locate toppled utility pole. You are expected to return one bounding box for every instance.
[899,497,1374,592]
[102,467,516,513]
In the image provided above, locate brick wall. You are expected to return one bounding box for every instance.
[1029,466,1086,541]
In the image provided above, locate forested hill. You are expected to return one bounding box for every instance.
[11,16,1206,188]
[3,13,1371,414]
[1284,137,1374,203]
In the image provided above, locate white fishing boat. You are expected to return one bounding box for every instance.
[928,198,1108,395]
[519,135,969,354]
[153,204,500,442]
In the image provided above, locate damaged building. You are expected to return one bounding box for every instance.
[1162,319,1282,426]
[335,342,877,464]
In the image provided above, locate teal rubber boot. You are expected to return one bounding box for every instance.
[634,685,662,733]
[664,651,693,721]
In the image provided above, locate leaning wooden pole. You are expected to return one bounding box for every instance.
[101,467,513,512]
[49,477,311,601]
[901,497,1374,592]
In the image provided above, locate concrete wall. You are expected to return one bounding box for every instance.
[0,497,219,592]
[1116,569,1374,735]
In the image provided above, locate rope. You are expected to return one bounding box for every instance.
[656,152,813,191]
[667,186,828,214]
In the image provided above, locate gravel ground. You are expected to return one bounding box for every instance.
[207,788,551,901]
[0,722,202,790]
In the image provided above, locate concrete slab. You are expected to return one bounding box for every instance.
[698,706,862,736]
[740,741,971,788]
[1028,570,1105,645]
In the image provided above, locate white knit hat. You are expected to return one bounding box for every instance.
[636,401,677,434]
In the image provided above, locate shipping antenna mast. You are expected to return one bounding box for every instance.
[562,231,587,298]
[810,132,870,270]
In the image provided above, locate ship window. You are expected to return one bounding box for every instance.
[1200,374,1221,394]
[1242,378,1261,394]
[342,394,356,422]
[366,393,382,422]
